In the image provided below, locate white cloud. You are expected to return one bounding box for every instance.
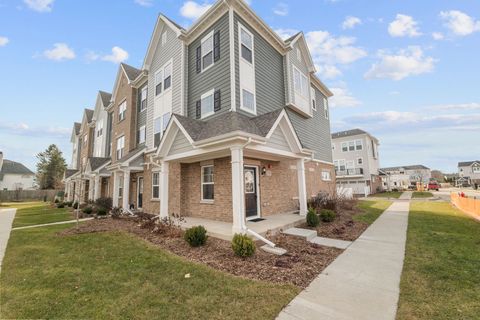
[0,121,70,138]
[101,46,129,64]
[388,14,422,37]
[316,64,342,79]
[134,0,153,6]
[43,43,75,61]
[329,86,361,108]
[365,46,436,80]
[0,36,9,46]
[274,28,298,40]
[425,102,480,111]
[342,16,362,30]
[273,3,288,16]
[23,0,54,12]
[180,1,212,20]
[306,31,367,65]
[439,10,480,36]
[432,32,444,40]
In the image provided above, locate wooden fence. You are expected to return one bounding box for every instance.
[451,192,480,218]
[0,189,61,202]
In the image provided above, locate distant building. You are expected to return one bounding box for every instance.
[0,152,36,191]
[457,161,480,187]
[380,165,431,190]
[331,129,383,195]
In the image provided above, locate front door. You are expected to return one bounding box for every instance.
[137,177,144,209]
[244,166,259,218]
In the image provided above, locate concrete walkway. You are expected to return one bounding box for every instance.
[12,217,94,230]
[399,191,412,200]
[0,208,16,273]
[278,201,410,320]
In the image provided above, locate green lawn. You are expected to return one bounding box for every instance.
[8,202,74,228]
[1,225,298,319]
[354,200,392,225]
[397,202,480,319]
[369,191,403,199]
[412,191,433,198]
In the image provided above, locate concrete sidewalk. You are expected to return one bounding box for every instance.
[278,201,410,320]
[0,208,16,273]
[12,217,94,230]
[399,191,412,200]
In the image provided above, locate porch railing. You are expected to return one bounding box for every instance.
[335,168,364,176]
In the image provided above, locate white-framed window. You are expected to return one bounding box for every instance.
[118,101,127,121]
[153,112,171,147]
[163,62,172,91]
[201,31,214,71]
[140,86,147,111]
[242,89,255,112]
[348,141,355,151]
[323,97,329,119]
[201,165,214,201]
[355,139,363,150]
[357,157,363,165]
[155,69,163,96]
[138,125,146,144]
[116,136,125,160]
[473,166,480,174]
[293,66,308,98]
[240,26,253,64]
[341,142,348,152]
[201,89,214,118]
[346,160,354,169]
[152,172,160,199]
[334,159,346,171]
[118,177,123,198]
[321,170,331,181]
[161,31,167,46]
[311,87,316,110]
[96,121,103,137]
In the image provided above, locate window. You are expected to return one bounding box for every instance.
[293,67,309,98]
[346,160,354,169]
[311,87,316,110]
[348,141,355,151]
[321,170,331,181]
[201,32,214,71]
[140,86,147,111]
[201,165,214,201]
[116,136,125,160]
[240,27,253,63]
[118,101,127,121]
[138,125,146,144]
[338,160,346,171]
[153,112,171,147]
[323,97,329,119]
[155,70,162,96]
[355,139,363,150]
[96,121,103,137]
[242,89,255,112]
[341,142,348,152]
[161,31,167,46]
[201,89,214,118]
[473,166,480,174]
[357,157,363,165]
[118,177,123,198]
[163,62,172,91]
[152,172,160,199]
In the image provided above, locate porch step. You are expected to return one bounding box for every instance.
[261,245,287,256]
[282,227,317,241]
[309,236,352,249]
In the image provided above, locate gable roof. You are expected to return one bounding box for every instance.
[120,63,142,81]
[64,169,78,179]
[88,157,111,171]
[74,122,81,135]
[458,161,480,167]
[0,159,34,176]
[99,91,112,107]
[331,128,367,139]
[85,109,94,122]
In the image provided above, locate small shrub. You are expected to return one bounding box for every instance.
[232,234,256,257]
[392,188,399,192]
[56,202,65,208]
[82,206,93,215]
[66,201,73,207]
[320,209,336,222]
[73,202,79,209]
[97,208,107,216]
[306,207,320,227]
[54,199,59,203]
[95,197,113,211]
[184,226,208,247]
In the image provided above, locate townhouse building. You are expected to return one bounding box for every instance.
[331,129,382,195]
[457,161,480,187]
[64,0,336,235]
[380,165,431,190]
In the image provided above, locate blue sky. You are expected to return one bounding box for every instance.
[0,0,479,173]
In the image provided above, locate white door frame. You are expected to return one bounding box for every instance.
[244,165,261,220]
[137,176,144,210]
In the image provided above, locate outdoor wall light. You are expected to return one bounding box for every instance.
[261,166,267,176]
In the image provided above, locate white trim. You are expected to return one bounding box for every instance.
[151,171,160,200]
[244,165,261,220]
[238,22,257,115]
[200,88,215,119]
[200,30,215,73]
[138,125,146,144]
[229,8,236,112]
[137,176,144,209]
[180,43,186,116]
[201,164,214,202]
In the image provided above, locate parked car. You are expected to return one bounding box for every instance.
[427,181,440,191]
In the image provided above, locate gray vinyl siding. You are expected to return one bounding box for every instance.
[265,127,290,151]
[187,13,230,119]
[168,131,194,156]
[233,13,285,116]
[287,87,333,163]
[145,24,183,149]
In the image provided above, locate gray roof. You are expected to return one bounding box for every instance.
[284,32,301,43]
[0,160,34,178]
[175,109,283,142]
[121,63,142,81]
[331,128,368,139]
[85,109,94,123]
[64,169,78,179]
[74,122,81,135]
[381,165,430,171]
[117,145,146,164]
[458,161,480,167]
[89,157,110,171]
[99,91,112,107]
[162,14,185,31]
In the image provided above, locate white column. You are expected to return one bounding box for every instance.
[231,146,246,234]
[94,175,101,201]
[297,158,307,216]
[112,171,119,207]
[159,161,169,218]
[122,170,130,210]
[88,177,94,201]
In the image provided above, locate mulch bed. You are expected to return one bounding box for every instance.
[58,218,342,288]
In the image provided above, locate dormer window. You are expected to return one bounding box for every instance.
[240,27,253,63]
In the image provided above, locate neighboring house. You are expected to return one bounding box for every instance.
[457,161,480,186]
[380,165,431,190]
[331,129,382,195]
[0,152,36,190]
[64,0,336,235]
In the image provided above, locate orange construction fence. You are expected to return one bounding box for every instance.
[451,192,480,218]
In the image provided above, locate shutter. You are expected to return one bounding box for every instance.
[213,31,220,61]
[196,46,202,73]
[196,100,201,119]
[214,89,221,112]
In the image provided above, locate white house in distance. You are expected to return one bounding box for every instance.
[457,160,480,187]
[331,129,383,196]
[0,151,36,191]
[380,165,431,190]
